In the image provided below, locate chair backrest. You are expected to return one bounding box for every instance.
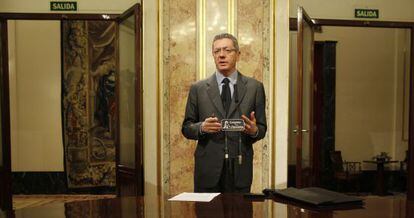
[404,150,409,162]
[330,151,344,172]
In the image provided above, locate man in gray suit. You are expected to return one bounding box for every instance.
[182,33,267,193]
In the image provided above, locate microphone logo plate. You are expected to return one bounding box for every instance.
[221,119,245,131]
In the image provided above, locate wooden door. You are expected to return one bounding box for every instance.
[116,4,144,196]
[294,7,315,188]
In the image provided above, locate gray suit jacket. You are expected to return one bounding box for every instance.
[182,72,267,189]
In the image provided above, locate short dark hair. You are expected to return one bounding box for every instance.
[212,33,239,52]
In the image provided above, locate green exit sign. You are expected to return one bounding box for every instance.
[355,9,379,19]
[50,1,77,11]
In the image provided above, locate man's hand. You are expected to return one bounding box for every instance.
[242,111,258,136]
[201,117,222,133]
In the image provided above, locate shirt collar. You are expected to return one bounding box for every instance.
[215,71,238,85]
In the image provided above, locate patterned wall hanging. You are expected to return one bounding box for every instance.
[62,21,117,188]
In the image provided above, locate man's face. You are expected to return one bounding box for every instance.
[212,38,240,77]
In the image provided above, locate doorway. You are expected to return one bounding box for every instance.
[288,15,414,199]
[0,3,144,210]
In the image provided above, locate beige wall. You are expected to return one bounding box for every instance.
[314,27,409,169]
[9,20,63,171]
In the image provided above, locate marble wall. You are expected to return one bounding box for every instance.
[162,0,271,195]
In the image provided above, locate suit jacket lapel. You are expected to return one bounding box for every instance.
[228,72,247,118]
[206,74,226,118]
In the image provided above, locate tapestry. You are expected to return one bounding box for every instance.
[62,21,117,188]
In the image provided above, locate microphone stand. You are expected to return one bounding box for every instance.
[234,84,242,165]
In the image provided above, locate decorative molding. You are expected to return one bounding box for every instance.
[156,0,163,196]
[227,0,236,35]
[161,0,171,196]
[270,0,276,189]
[197,0,206,80]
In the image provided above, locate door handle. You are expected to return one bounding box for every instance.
[293,129,309,134]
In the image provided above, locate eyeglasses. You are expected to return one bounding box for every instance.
[213,47,238,56]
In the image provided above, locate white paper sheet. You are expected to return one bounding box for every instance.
[168,192,220,202]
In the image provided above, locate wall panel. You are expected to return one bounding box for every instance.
[162,0,271,195]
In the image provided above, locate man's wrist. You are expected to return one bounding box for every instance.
[250,129,259,138]
[199,122,205,134]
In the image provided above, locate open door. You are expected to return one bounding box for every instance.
[116,4,144,196]
[294,7,315,188]
[0,19,12,210]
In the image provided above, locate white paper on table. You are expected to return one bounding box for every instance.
[168,192,221,202]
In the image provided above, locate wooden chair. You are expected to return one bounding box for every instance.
[330,150,362,193]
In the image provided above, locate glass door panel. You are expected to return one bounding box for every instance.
[295,7,315,188]
[119,14,136,168]
[288,30,298,187]
[116,3,143,196]
[301,15,313,185]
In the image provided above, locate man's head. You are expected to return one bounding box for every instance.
[212,33,240,77]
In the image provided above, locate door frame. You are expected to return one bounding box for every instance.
[290,17,414,199]
[0,11,146,210]
[0,19,12,211]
